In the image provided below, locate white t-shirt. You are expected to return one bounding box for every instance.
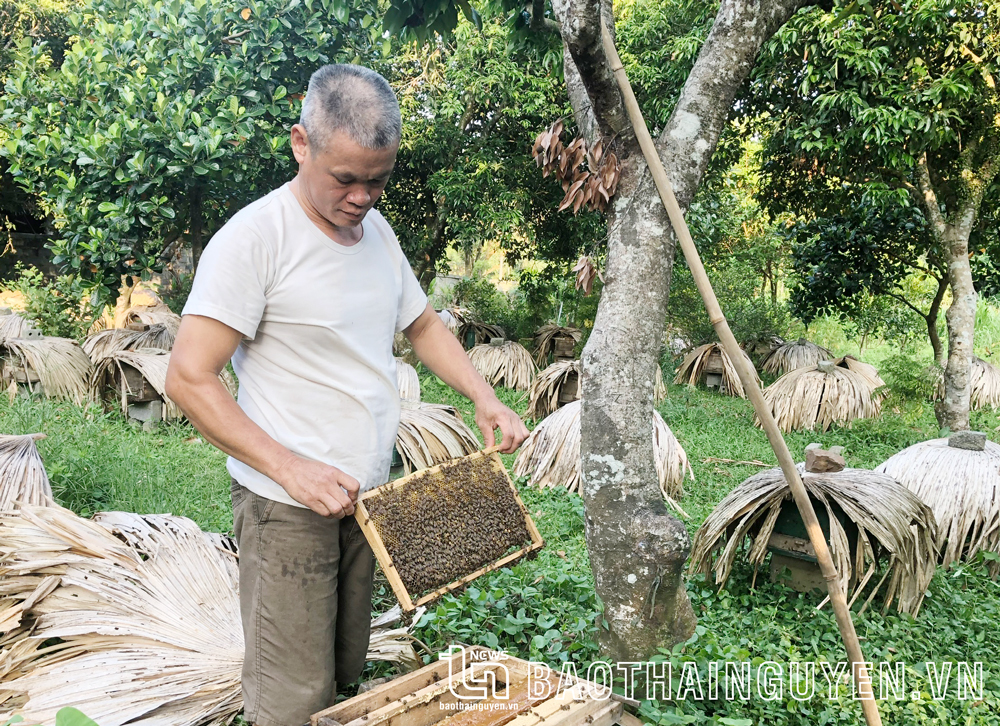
[183,182,428,507]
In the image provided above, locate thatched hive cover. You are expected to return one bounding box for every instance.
[528,360,666,419]
[82,323,176,362]
[513,399,692,513]
[395,358,420,402]
[396,402,479,475]
[760,338,833,376]
[532,324,583,366]
[673,342,760,398]
[689,463,937,616]
[468,340,536,391]
[834,355,884,390]
[971,357,1000,410]
[875,437,1000,570]
[759,362,881,432]
[0,434,51,510]
[1,336,93,405]
[0,313,32,344]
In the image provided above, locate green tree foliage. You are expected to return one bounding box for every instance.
[749,0,1000,428]
[752,0,999,222]
[786,200,951,360]
[0,0,80,244]
[378,16,599,289]
[5,263,96,338]
[1,0,379,301]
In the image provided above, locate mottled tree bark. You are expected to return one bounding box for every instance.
[917,150,999,431]
[551,0,816,661]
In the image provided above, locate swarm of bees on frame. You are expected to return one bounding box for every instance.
[363,457,532,596]
[531,119,621,215]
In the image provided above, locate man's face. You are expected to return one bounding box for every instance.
[291,126,398,228]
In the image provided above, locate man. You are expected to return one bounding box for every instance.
[165,64,528,726]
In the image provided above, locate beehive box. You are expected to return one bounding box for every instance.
[310,646,624,726]
[356,447,544,611]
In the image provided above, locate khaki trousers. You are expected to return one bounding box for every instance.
[231,479,376,726]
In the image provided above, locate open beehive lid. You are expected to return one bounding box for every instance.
[356,447,543,611]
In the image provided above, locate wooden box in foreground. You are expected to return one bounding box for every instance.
[311,646,624,726]
[356,448,544,612]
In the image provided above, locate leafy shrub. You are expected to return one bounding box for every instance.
[668,266,790,349]
[161,273,194,316]
[4,263,95,339]
[453,278,535,340]
[878,354,940,423]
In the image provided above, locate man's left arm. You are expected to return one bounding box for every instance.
[403,304,528,453]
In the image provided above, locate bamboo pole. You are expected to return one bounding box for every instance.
[599,21,882,726]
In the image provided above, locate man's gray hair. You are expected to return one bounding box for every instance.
[299,64,401,150]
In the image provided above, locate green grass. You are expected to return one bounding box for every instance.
[0,397,232,531]
[1,361,999,725]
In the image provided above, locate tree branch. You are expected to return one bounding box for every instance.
[550,0,630,138]
[915,152,947,239]
[527,0,560,33]
[652,0,819,207]
[886,291,928,319]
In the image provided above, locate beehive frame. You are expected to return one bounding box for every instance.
[356,447,544,611]
[310,646,624,726]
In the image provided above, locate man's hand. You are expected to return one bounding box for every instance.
[474,394,529,453]
[274,454,360,518]
[405,305,530,455]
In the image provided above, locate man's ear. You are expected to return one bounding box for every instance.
[290,124,310,164]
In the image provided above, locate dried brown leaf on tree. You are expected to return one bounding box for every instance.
[558,174,589,213]
[572,256,603,296]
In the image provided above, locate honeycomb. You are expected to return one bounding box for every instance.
[362,453,533,596]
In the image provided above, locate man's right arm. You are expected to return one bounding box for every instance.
[165,314,359,518]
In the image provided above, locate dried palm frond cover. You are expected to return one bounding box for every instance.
[875,437,1000,570]
[396,402,480,475]
[654,365,667,404]
[527,360,665,419]
[1,337,94,405]
[527,359,580,420]
[0,435,52,510]
[436,308,461,334]
[760,363,881,433]
[513,400,692,512]
[760,338,833,376]
[123,304,181,338]
[0,506,423,724]
[740,334,785,361]
[689,464,938,616]
[834,355,885,390]
[396,358,420,402]
[91,349,235,420]
[0,507,243,725]
[532,324,583,366]
[673,342,760,398]
[459,321,506,349]
[971,357,1000,410]
[468,340,536,391]
[82,323,176,362]
[0,314,31,343]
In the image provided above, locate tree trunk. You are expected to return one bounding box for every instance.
[189,186,204,267]
[936,215,977,431]
[553,0,816,661]
[926,275,947,367]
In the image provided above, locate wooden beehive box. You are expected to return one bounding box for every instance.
[311,646,624,726]
[553,335,576,361]
[356,447,544,612]
[557,370,580,406]
[115,362,161,403]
